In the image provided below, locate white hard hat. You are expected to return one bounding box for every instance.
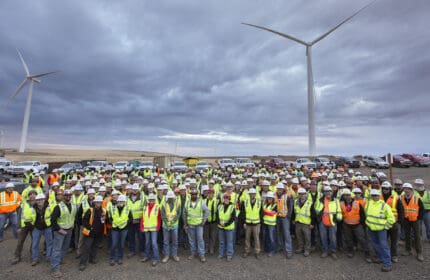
[126,184,132,190]
[52,182,60,187]
[338,181,346,187]
[178,184,186,190]
[402,183,413,189]
[99,186,106,192]
[266,191,275,199]
[393,178,403,185]
[94,195,103,202]
[291,178,299,184]
[147,183,155,189]
[323,186,332,192]
[248,188,257,194]
[35,194,45,200]
[99,178,106,184]
[262,180,270,186]
[352,188,362,193]
[111,190,120,196]
[414,178,424,185]
[117,195,126,202]
[341,189,351,196]
[297,188,307,194]
[5,182,14,188]
[330,180,338,186]
[201,185,209,192]
[370,189,381,196]
[381,181,392,188]
[115,179,121,185]
[142,179,149,184]
[121,180,128,185]
[74,184,83,191]
[166,190,175,199]
[276,183,284,189]
[87,189,96,195]
[148,193,156,200]
[84,181,91,186]
[132,183,140,190]
[286,174,293,179]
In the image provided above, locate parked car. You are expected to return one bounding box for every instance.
[0,160,13,174]
[171,161,187,172]
[401,153,430,167]
[195,161,212,172]
[234,158,255,168]
[58,162,83,174]
[266,158,288,169]
[422,153,430,159]
[85,160,110,172]
[113,161,133,172]
[294,158,317,169]
[218,158,237,169]
[314,157,335,169]
[138,161,154,170]
[333,156,361,168]
[362,155,389,169]
[392,155,412,168]
[8,161,49,176]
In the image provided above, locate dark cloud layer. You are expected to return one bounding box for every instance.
[0,0,429,156]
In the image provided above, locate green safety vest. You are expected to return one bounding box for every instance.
[22,186,43,201]
[21,201,35,227]
[263,204,277,226]
[217,204,235,230]
[128,197,143,220]
[31,205,52,227]
[204,198,218,223]
[81,198,92,218]
[112,206,130,230]
[57,202,77,230]
[294,199,312,225]
[421,190,430,210]
[71,193,84,208]
[186,199,204,226]
[163,200,179,227]
[143,204,159,232]
[245,199,261,224]
[365,200,395,231]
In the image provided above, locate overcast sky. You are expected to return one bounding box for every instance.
[0,0,429,157]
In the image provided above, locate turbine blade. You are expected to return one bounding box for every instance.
[29,71,59,79]
[311,0,377,45]
[16,49,30,76]
[242,22,309,46]
[2,79,28,109]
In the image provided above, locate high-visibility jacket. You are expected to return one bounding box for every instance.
[31,205,51,227]
[401,195,420,222]
[71,193,84,208]
[0,191,22,213]
[276,194,289,218]
[240,190,261,203]
[385,195,399,222]
[315,198,342,227]
[23,173,33,184]
[47,190,57,206]
[204,197,218,223]
[57,202,77,230]
[81,198,92,218]
[163,200,179,227]
[82,207,106,236]
[263,203,277,226]
[142,204,159,232]
[128,197,143,221]
[244,199,261,224]
[111,206,130,230]
[421,190,430,211]
[20,201,35,227]
[340,201,361,225]
[185,199,204,226]
[365,200,395,231]
[22,186,43,201]
[217,204,235,230]
[47,174,60,185]
[294,199,312,225]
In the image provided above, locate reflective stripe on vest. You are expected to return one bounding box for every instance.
[57,202,76,230]
[143,204,159,232]
[340,201,360,225]
[294,199,312,225]
[245,199,261,224]
[0,191,17,206]
[263,204,277,226]
[112,206,130,229]
[186,199,203,226]
[217,204,235,230]
[365,201,389,230]
[164,201,179,227]
[401,195,419,222]
[21,202,35,227]
[277,194,288,217]
[422,191,430,210]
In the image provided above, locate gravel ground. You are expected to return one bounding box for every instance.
[1,166,429,280]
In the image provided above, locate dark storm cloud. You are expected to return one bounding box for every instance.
[0,0,429,155]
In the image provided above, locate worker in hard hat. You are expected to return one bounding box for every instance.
[127,183,144,259]
[381,181,403,263]
[109,195,132,266]
[217,193,236,261]
[340,188,371,263]
[79,195,106,271]
[203,187,218,255]
[365,188,395,272]
[161,190,181,263]
[30,193,52,266]
[275,182,294,259]
[141,193,161,266]
[400,182,425,262]
[292,188,316,257]
[262,191,277,257]
[413,178,430,243]
[0,182,22,242]
[241,188,262,259]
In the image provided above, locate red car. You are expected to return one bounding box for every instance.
[401,153,430,167]
[266,158,288,168]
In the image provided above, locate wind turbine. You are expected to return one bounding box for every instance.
[3,50,58,153]
[242,1,375,156]
[0,129,4,149]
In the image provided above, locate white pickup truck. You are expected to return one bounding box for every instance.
[8,161,49,176]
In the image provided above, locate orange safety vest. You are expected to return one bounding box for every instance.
[82,208,107,236]
[340,200,360,225]
[276,194,289,218]
[386,196,399,222]
[48,174,60,185]
[401,195,419,222]
[0,191,22,213]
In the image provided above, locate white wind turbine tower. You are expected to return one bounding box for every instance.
[3,50,58,153]
[243,1,375,156]
[0,129,4,149]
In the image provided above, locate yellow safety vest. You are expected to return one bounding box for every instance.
[294,199,312,225]
[143,204,159,232]
[112,206,129,230]
[57,202,77,230]
[186,199,203,226]
[163,200,179,227]
[217,204,235,230]
[263,204,277,226]
[21,201,35,227]
[365,200,395,231]
[245,199,261,224]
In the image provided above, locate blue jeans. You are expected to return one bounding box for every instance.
[0,212,18,239]
[276,217,293,254]
[218,229,234,257]
[144,231,160,261]
[32,227,53,261]
[319,222,337,253]
[110,229,128,261]
[163,227,178,257]
[187,225,205,257]
[367,229,392,267]
[262,224,275,253]
[51,229,72,272]
[128,223,144,253]
[423,211,430,240]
